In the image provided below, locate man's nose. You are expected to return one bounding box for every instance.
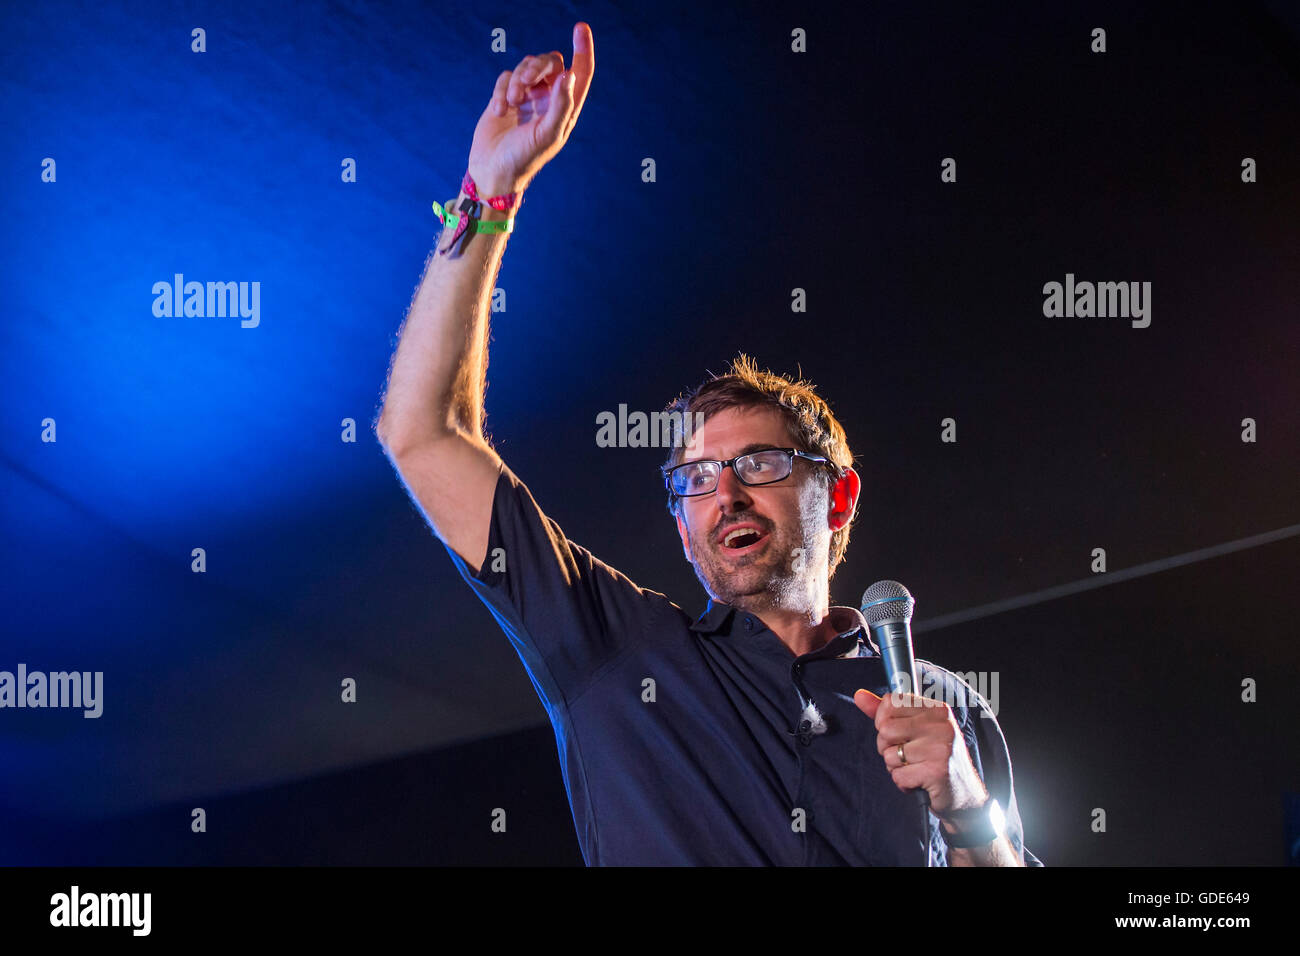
[714,464,753,513]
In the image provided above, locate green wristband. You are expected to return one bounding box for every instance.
[432,199,514,234]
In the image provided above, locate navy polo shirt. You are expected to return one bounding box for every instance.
[443,460,1043,866]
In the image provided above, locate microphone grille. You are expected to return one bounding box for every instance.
[859,580,915,625]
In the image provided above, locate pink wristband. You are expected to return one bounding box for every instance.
[438,171,521,256]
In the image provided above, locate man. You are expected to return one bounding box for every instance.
[376,21,1040,866]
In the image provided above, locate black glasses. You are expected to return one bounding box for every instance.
[663,447,830,497]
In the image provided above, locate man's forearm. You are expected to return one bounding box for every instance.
[376,173,518,452]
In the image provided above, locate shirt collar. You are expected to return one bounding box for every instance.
[690,599,875,659]
[689,599,738,635]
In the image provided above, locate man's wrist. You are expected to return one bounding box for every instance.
[451,190,514,222]
[939,805,982,837]
[937,795,1005,847]
[464,166,524,206]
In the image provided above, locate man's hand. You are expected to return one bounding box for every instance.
[855,688,1024,866]
[853,688,988,819]
[466,21,595,197]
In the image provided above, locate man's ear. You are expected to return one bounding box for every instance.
[674,507,692,561]
[828,467,861,531]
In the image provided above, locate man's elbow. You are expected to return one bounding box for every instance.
[374,412,406,460]
[375,412,466,462]
[374,410,401,453]
[375,410,434,459]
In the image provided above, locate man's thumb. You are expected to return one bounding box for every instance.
[855,688,882,717]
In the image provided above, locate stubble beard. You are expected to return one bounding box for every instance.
[688,520,811,615]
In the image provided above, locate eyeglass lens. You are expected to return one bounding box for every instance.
[672,449,791,495]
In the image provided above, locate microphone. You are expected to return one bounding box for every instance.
[860,580,932,864]
[860,580,918,697]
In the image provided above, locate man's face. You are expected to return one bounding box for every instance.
[672,405,837,609]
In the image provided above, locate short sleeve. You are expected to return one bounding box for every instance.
[922,663,1044,866]
[962,681,1043,866]
[441,459,660,712]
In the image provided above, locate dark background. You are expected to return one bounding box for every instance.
[2,0,1297,865]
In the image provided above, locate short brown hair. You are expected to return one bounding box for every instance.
[660,354,856,579]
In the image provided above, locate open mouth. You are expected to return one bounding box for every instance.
[720,528,769,553]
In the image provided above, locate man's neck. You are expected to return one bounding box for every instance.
[744,603,842,657]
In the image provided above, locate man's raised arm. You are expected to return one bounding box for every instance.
[374,23,594,573]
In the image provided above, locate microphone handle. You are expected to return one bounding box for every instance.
[874,623,934,852]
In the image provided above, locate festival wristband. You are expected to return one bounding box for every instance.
[432,199,515,235]
[434,170,521,256]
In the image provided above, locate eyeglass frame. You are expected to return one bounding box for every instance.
[661,446,836,498]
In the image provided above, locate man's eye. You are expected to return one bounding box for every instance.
[684,468,710,488]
